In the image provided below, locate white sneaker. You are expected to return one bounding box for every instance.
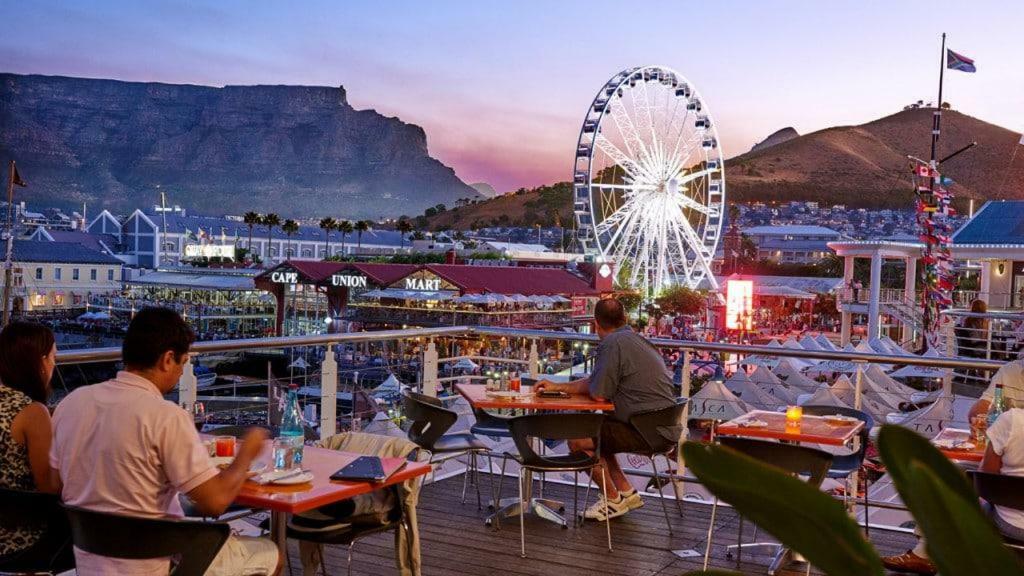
[584,494,630,521]
[621,490,644,511]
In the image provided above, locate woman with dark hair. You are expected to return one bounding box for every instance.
[0,321,59,558]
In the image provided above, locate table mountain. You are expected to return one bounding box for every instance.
[728,108,1024,208]
[0,73,480,218]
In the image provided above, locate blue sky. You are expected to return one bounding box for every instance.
[2,1,1022,192]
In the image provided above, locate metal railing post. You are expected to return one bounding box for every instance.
[423,338,439,397]
[677,349,692,489]
[853,361,864,411]
[320,343,337,441]
[178,355,197,412]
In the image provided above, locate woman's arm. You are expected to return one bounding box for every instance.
[980,442,1002,474]
[12,402,59,493]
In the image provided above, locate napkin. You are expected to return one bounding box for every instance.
[254,468,309,485]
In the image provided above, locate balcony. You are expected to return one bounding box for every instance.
[46,326,1009,575]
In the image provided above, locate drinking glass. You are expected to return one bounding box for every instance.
[192,402,207,432]
[215,436,236,458]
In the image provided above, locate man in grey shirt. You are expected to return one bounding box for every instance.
[535,298,677,521]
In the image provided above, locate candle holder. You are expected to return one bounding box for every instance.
[785,405,803,426]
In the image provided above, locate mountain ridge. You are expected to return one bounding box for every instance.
[0,73,480,218]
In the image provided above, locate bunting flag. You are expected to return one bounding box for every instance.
[912,157,957,345]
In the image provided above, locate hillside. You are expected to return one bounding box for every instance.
[421,182,572,230]
[0,73,480,218]
[750,127,799,153]
[727,108,1024,208]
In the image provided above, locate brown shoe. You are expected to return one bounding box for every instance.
[881,551,937,575]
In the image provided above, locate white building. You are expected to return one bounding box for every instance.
[744,225,846,264]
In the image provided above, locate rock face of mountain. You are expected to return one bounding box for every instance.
[727,109,1024,208]
[470,182,498,198]
[0,73,480,218]
[750,127,799,153]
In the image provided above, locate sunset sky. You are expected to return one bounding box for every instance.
[2,0,1022,193]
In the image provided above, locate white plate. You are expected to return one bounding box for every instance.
[739,419,768,428]
[267,471,314,485]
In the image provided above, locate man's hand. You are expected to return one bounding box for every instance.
[532,380,562,394]
[227,427,269,475]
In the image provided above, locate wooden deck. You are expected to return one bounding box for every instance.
[282,473,916,575]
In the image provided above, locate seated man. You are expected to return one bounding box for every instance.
[969,358,1024,421]
[535,298,678,521]
[49,307,280,576]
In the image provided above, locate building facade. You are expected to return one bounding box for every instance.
[10,241,123,315]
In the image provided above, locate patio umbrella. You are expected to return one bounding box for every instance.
[749,365,801,405]
[829,374,891,422]
[804,359,858,377]
[815,334,839,351]
[888,348,951,380]
[288,357,309,370]
[726,369,786,411]
[886,394,958,439]
[802,384,850,409]
[773,358,821,393]
[688,379,750,421]
[799,335,823,351]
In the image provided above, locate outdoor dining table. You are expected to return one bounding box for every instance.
[454,382,614,528]
[931,427,986,464]
[716,409,865,446]
[205,438,432,558]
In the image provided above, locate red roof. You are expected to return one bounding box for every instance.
[340,263,418,286]
[424,264,598,296]
[277,260,346,282]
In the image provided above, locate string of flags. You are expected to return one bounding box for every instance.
[913,162,955,336]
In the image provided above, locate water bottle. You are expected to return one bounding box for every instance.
[988,382,1006,428]
[274,384,305,471]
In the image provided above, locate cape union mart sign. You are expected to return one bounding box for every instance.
[270,271,298,284]
[404,277,442,291]
[331,274,368,288]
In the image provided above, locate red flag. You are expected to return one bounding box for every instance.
[11,164,26,187]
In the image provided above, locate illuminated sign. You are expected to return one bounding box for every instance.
[598,263,612,278]
[405,277,441,291]
[270,271,299,284]
[725,279,753,331]
[184,244,235,259]
[571,296,599,319]
[331,274,367,288]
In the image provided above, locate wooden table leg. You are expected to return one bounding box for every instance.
[271,510,287,559]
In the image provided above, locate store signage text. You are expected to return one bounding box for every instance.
[332,274,368,288]
[404,277,441,291]
[271,271,298,284]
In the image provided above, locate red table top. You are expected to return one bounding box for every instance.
[932,427,986,464]
[716,410,865,446]
[455,382,614,411]
[230,444,431,514]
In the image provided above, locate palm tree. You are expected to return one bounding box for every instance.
[282,219,299,260]
[319,217,336,259]
[396,219,413,249]
[354,220,370,251]
[262,213,280,262]
[243,211,261,252]
[337,220,353,256]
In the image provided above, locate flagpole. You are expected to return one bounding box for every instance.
[920,33,947,351]
[930,32,946,166]
[2,160,17,326]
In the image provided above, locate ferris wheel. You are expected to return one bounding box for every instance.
[573,65,726,294]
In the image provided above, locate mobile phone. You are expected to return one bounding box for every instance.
[538,390,570,398]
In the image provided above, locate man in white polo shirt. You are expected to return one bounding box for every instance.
[50,307,280,576]
[969,358,1024,421]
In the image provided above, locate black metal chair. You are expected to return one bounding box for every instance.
[403,391,489,507]
[801,405,874,533]
[627,397,688,534]
[286,484,407,576]
[470,405,516,516]
[970,471,1024,551]
[0,488,74,575]
[63,504,230,576]
[507,412,610,557]
[702,437,833,575]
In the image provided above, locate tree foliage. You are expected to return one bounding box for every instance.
[655,286,705,316]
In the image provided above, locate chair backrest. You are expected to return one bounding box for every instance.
[719,437,833,488]
[63,504,230,576]
[628,397,688,454]
[402,391,457,450]
[0,488,71,572]
[970,471,1024,511]
[801,405,873,462]
[509,413,605,466]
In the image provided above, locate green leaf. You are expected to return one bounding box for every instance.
[905,461,1024,575]
[877,425,975,502]
[682,441,883,576]
[877,425,1024,575]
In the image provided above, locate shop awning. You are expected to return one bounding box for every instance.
[362,288,457,301]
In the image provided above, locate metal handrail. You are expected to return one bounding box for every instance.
[56,323,1008,372]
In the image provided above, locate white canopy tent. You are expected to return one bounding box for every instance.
[773,358,822,393]
[726,370,786,411]
[749,365,801,405]
[688,380,751,421]
[801,385,851,409]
